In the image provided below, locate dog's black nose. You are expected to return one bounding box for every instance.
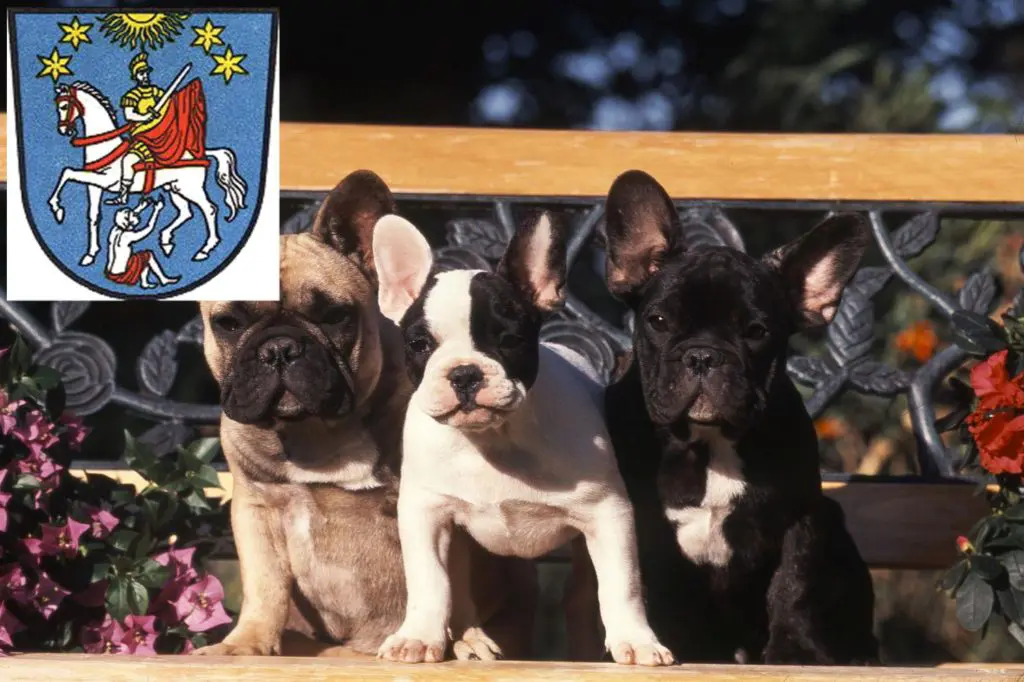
[448,364,484,402]
[258,336,304,368]
[683,347,725,376]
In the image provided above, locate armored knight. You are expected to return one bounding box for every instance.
[107,52,166,206]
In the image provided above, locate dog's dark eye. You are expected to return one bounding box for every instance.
[321,304,355,327]
[408,336,434,355]
[646,314,668,333]
[745,323,768,340]
[213,315,242,333]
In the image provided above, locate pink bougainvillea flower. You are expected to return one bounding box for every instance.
[12,571,70,620]
[0,564,30,601]
[120,614,158,655]
[12,450,63,486]
[81,615,127,654]
[0,601,25,649]
[0,391,24,436]
[58,413,90,450]
[39,519,90,558]
[10,410,60,458]
[80,504,119,540]
[153,546,198,582]
[171,574,233,632]
[0,470,10,533]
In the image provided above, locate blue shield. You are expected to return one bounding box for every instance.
[8,9,277,299]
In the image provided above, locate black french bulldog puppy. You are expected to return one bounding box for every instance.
[602,170,879,665]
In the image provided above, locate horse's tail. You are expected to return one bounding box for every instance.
[206,148,247,222]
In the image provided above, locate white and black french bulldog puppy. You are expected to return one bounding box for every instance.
[602,170,879,665]
[371,210,674,666]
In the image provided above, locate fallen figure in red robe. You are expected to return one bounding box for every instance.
[105,196,181,289]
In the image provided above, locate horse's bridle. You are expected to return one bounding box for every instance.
[54,87,84,138]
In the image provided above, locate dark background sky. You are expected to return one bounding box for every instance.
[6,0,1024,133]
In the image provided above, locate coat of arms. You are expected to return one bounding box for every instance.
[6,9,279,300]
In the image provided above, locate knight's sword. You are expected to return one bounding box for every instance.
[151,62,193,116]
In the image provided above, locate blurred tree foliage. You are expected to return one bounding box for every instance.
[471,0,1022,133]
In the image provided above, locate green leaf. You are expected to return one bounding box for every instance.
[940,559,969,592]
[183,489,212,512]
[133,560,171,589]
[969,554,1005,581]
[187,438,222,464]
[106,576,131,622]
[1002,550,1024,591]
[131,526,154,560]
[956,570,995,632]
[126,578,150,616]
[194,464,222,489]
[91,562,112,582]
[110,529,140,553]
[13,474,42,491]
[1005,504,1024,522]
[9,336,33,378]
[32,365,62,391]
[45,383,66,418]
[190,634,208,649]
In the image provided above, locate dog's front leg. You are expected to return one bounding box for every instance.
[194,483,291,656]
[448,529,504,661]
[378,492,453,663]
[584,499,675,666]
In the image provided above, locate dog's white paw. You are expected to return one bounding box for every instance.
[377,630,446,663]
[452,626,503,661]
[606,632,675,666]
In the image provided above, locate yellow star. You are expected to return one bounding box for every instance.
[191,18,225,53]
[58,16,92,51]
[210,45,247,84]
[36,48,73,82]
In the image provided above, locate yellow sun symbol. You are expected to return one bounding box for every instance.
[58,16,93,51]
[37,48,73,82]
[98,12,190,50]
[210,46,248,84]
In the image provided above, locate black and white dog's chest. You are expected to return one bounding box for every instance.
[657,438,747,568]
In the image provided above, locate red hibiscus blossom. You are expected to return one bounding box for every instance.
[967,350,1024,475]
[171,574,233,632]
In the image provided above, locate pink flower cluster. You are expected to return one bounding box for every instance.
[78,547,232,655]
[0,375,233,656]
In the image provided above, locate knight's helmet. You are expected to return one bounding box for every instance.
[129,52,151,79]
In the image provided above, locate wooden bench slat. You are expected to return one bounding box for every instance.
[3,656,1024,681]
[1,113,1021,201]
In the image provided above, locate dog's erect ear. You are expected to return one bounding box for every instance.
[373,215,434,324]
[762,212,870,329]
[496,210,569,314]
[604,170,683,301]
[311,170,396,283]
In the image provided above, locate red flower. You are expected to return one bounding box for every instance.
[967,351,1024,475]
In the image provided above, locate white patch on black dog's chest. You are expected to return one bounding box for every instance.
[664,433,747,567]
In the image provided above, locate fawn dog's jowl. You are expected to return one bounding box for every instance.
[5,8,280,301]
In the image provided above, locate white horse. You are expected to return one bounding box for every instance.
[47,81,248,266]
